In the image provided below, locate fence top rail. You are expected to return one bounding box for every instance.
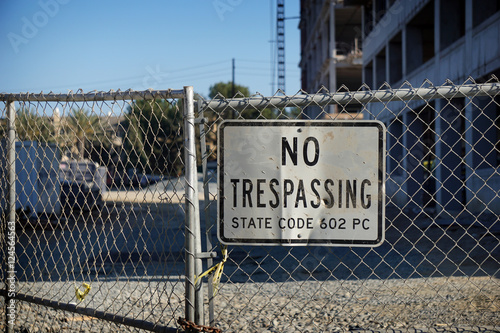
[201,82,500,112]
[2,82,499,107]
[0,88,185,102]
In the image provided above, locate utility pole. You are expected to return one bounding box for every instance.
[231,58,236,118]
[232,58,235,97]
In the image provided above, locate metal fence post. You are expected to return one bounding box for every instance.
[197,102,215,325]
[5,100,16,333]
[183,86,204,324]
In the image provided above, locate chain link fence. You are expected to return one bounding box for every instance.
[197,78,500,332]
[0,89,189,332]
[0,79,499,332]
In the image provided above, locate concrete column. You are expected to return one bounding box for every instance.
[464,0,473,78]
[401,26,407,78]
[403,110,426,209]
[434,0,441,83]
[434,98,466,216]
[463,97,476,211]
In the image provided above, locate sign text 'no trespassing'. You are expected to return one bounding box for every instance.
[218,120,386,246]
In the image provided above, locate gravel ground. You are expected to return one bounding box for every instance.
[214,276,500,332]
[1,275,498,332]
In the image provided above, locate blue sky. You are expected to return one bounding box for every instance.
[0,0,301,98]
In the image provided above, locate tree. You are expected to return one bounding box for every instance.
[65,108,102,160]
[287,107,302,119]
[209,81,250,99]
[123,99,183,175]
[208,81,279,119]
[15,108,54,143]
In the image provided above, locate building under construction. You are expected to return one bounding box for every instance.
[299,0,363,117]
[299,0,500,215]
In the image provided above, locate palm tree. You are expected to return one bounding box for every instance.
[65,108,102,160]
[123,99,183,175]
[16,108,54,143]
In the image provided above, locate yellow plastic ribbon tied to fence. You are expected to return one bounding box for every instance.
[75,282,91,301]
[195,245,228,294]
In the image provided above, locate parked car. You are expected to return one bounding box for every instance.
[126,169,165,188]
[59,161,106,210]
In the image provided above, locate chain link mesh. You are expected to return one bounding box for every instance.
[1,91,186,332]
[0,79,499,332]
[198,78,500,332]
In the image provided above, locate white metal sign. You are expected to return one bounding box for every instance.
[218,120,386,246]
